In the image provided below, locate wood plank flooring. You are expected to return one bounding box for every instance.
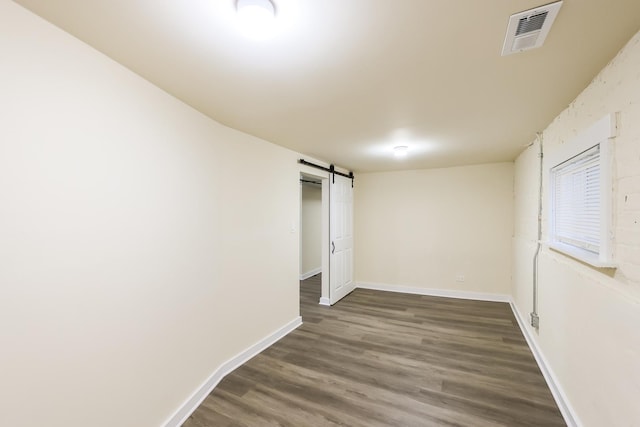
[183,275,565,426]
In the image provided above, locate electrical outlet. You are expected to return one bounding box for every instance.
[455,274,465,282]
[530,312,540,329]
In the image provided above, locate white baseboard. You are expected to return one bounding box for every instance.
[356,281,510,303]
[509,301,581,427]
[318,297,331,306]
[300,267,322,280]
[163,316,303,427]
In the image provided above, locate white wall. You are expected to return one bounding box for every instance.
[0,2,302,426]
[355,163,514,296]
[512,31,640,427]
[300,183,322,277]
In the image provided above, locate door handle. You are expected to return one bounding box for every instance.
[332,241,335,254]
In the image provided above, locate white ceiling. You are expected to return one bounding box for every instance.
[14,0,640,172]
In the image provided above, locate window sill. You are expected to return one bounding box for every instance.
[547,242,617,269]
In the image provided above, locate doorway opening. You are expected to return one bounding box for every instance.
[299,172,330,309]
[298,164,354,312]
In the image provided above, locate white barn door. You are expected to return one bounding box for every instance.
[329,174,354,305]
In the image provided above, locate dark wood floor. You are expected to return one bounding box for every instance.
[184,275,565,426]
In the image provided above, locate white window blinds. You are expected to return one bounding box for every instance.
[551,145,600,254]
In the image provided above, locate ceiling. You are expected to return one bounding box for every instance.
[14,0,640,172]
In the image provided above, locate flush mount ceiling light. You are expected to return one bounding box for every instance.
[236,0,276,39]
[393,145,409,158]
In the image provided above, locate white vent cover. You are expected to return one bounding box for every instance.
[501,1,563,56]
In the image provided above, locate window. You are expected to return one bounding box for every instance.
[548,114,615,268]
[551,145,600,252]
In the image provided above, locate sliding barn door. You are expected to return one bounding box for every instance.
[329,174,354,305]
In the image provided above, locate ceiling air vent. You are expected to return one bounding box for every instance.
[501,1,563,56]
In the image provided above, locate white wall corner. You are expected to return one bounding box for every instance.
[162,316,302,427]
[508,300,582,427]
[300,267,322,281]
[318,297,331,306]
[356,282,510,303]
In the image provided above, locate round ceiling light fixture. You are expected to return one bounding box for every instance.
[393,145,409,158]
[236,0,276,39]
